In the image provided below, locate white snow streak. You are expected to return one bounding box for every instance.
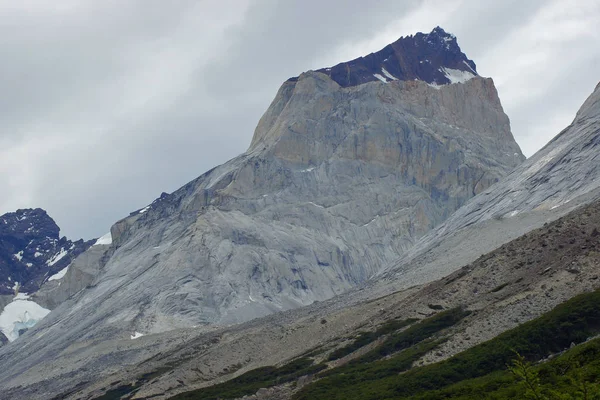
[48,265,69,281]
[381,68,397,81]
[47,248,67,266]
[439,67,475,84]
[0,296,50,341]
[373,73,387,83]
[462,60,477,74]
[94,232,112,246]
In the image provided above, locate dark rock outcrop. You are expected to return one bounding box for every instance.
[299,26,477,87]
[0,208,94,295]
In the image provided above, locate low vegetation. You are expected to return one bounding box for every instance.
[327,317,417,361]
[168,308,467,400]
[99,289,600,400]
[411,339,600,399]
[170,357,325,400]
[294,289,600,399]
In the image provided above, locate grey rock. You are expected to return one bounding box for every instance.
[33,243,109,309]
[379,80,600,289]
[37,73,522,337]
[0,74,522,399]
[0,46,526,398]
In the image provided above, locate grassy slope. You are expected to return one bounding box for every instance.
[294,289,600,399]
[168,308,468,400]
[169,289,600,400]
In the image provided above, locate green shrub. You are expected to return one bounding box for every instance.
[294,289,600,400]
[327,318,417,361]
[170,357,325,400]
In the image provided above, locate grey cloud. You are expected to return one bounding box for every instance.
[0,0,598,240]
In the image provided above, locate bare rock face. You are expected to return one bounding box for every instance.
[8,30,523,338]
[33,243,109,309]
[66,71,521,336]
[381,80,600,288]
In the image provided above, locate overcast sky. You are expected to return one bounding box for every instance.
[0,0,599,239]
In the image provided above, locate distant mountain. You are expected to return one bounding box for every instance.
[0,208,93,296]
[0,208,93,343]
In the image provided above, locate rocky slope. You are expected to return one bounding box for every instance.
[83,83,600,398]
[6,188,598,400]
[377,80,600,291]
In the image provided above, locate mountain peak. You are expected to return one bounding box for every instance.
[0,208,60,240]
[301,27,477,88]
[0,208,93,297]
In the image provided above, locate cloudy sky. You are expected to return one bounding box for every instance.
[1,0,599,239]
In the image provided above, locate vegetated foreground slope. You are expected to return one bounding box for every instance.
[76,189,600,400]
[292,289,600,400]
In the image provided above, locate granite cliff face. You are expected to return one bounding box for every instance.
[72,75,520,335]
[5,28,522,338]
[379,81,600,289]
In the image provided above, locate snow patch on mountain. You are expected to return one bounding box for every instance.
[139,206,151,214]
[47,248,67,266]
[13,251,23,261]
[48,265,69,281]
[94,232,112,246]
[440,67,475,84]
[381,68,397,81]
[0,295,50,341]
[373,73,387,83]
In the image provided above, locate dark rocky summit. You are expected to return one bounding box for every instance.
[0,208,93,295]
[294,26,477,87]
